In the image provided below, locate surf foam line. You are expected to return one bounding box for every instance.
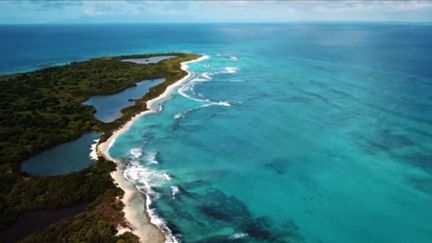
[97,55,209,243]
[89,138,100,161]
[178,72,232,107]
[221,67,239,74]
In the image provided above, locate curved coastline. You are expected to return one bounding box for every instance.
[96,55,208,243]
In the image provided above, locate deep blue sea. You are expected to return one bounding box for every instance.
[2,23,432,243]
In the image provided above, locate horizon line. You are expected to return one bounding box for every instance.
[1,20,432,25]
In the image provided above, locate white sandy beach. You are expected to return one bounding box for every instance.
[96,55,208,243]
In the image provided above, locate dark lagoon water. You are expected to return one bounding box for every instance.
[84,78,164,122]
[122,56,173,64]
[21,132,99,176]
[2,23,432,243]
[0,203,87,243]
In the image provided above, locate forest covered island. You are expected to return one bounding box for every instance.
[0,53,200,242]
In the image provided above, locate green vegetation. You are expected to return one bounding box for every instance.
[0,53,200,242]
[0,52,199,166]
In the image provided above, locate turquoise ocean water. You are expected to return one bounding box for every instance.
[2,24,432,242]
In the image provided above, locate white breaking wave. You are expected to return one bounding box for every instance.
[221,67,239,74]
[144,151,159,165]
[89,138,100,161]
[229,233,248,240]
[227,54,239,61]
[163,172,172,181]
[202,72,212,80]
[123,157,178,242]
[126,150,179,242]
[130,147,143,159]
[171,185,180,199]
[173,99,231,126]
[123,157,171,196]
[216,101,231,107]
[202,101,231,108]
[145,194,179,243]
[178,79,210,104]
[174,112,185,120]
[178,73,232,108]
[178,86,209,103]
[177,73,211,101]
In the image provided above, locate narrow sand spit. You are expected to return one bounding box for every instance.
[96,55,208,243]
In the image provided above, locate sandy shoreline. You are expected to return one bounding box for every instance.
[96,55,208,243]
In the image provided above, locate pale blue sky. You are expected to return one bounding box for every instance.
[1,1,432,24]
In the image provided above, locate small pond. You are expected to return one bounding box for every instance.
[21,132,100,176]
[0,203,87,243]
[122,55,173,64]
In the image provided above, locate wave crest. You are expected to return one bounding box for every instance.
[145,194,179,243]
[130,147,143,159]
[222,67,240,74]
[229,233,248,240]
[124,150,171,196]
[171,185,180,199]
[178,73,232,108]
[89,138,100,160]
[144,151,159,165]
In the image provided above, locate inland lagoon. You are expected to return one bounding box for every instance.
[0,203,87,243]
[122,56,174,64]
[21,132,100,176]
[84,79,164,122]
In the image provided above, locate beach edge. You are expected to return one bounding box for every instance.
[96,55,208,243]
